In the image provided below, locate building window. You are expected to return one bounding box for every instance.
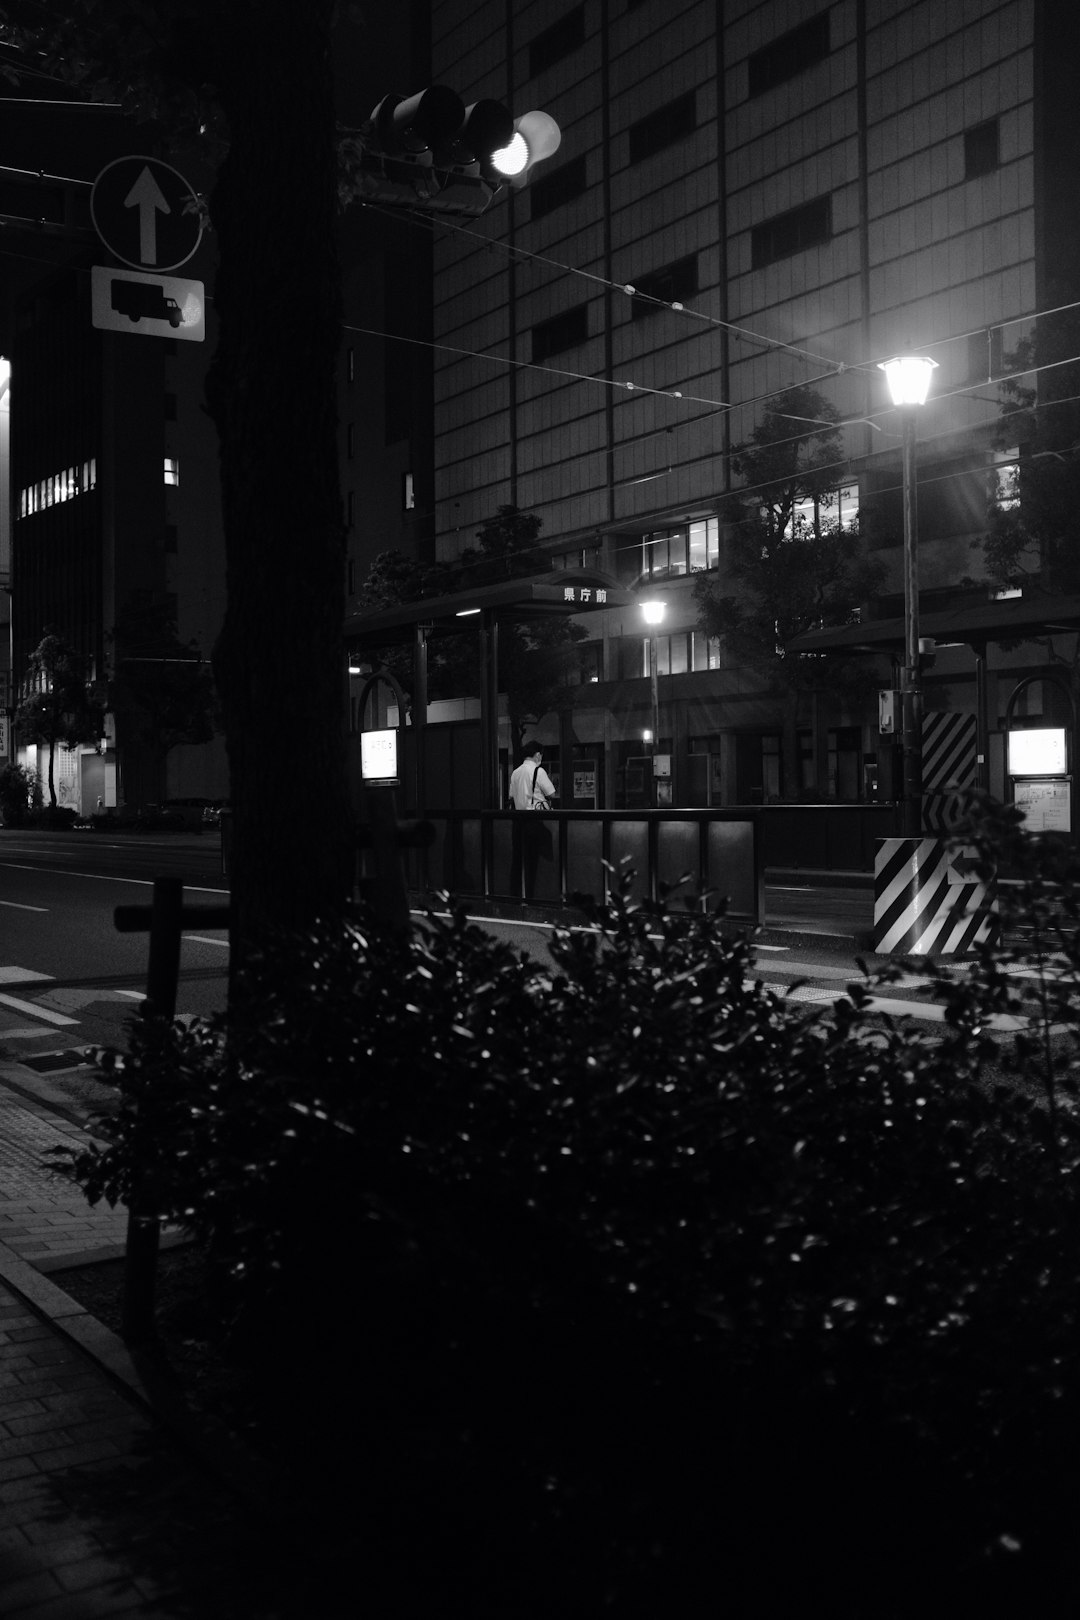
[991,448,1020,512]
[642,529,688,579]
[164,392,177,421]
[163,457,180,486]
[965,118,999,179]
[630,256,699,320]
[691,629,722,670]
[532,303,589,363]
[769,482,859,538]
[628,92,696,164]
[18,458,96,517]
[748,12,831,97]
[529,5,584,78]
[688,517,720,571]
[346,422,355,459]
[164,523,178,554]
[346,347,355,384]
[346,489,355,528]
[752,196,832,268]
[530,155,588,221]
[617,520,719,582]
[552,545,601,570]
[403,471,415,511]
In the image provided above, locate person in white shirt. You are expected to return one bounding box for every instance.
[509,745,557,811]
[508,743,557,898]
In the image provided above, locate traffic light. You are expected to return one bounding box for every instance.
[341,87,561,216]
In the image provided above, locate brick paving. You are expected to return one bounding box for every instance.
[0,1067,357,1618]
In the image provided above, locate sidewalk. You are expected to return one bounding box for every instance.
[0,1059,353,1618]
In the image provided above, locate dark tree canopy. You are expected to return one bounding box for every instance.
[15,628,105,806]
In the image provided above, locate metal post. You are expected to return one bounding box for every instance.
[121,876,181,1343]
[649,633,659,756]
[900,409,922,837]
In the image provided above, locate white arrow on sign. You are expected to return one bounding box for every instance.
[124,165,171,265]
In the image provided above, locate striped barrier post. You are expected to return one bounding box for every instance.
[874,836,997,956]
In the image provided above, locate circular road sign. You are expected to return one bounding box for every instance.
[90,156,203,273]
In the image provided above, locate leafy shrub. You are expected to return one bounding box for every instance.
[0,762,40,826]
[53,862,1080,1612]
[28,803,78,829]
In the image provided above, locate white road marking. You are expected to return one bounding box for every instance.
[0,861,227,893]
[0,993,78,1026]
[0,901,48,913]
[186,935,229,947]
[0,967,53,984]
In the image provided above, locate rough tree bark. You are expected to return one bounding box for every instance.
[206,0,353,990]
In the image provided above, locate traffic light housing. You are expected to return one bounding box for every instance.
[341,86,561,216]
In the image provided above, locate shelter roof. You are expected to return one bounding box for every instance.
[786,592,1080,656]
[344,567,633,647]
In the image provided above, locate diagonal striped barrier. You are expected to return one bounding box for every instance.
[874,836,997,956]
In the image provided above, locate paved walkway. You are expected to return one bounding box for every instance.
[0,1060,354,1618]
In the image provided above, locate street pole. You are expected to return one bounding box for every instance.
[649,633,659,764]
[879,356,936,839]
[900,406,922,837]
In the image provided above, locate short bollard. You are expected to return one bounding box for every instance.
[114,878,231,1343]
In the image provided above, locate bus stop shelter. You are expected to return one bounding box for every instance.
[344,568,634,810]
[788,591,1080,795]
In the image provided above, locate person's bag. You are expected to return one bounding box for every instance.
[530,763,548,810]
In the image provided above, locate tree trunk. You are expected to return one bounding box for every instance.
[206,2,352,996]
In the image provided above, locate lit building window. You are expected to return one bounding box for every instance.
[769,483,859,539]
[403,471,415,511]
[992,448,1020,511]
[164,458,180,486]
[688,517,720,571]
[18,457,96,517]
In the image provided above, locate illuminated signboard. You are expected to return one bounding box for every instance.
[1007,727,1067,777]
[562,586,608,603]
[360,728,399,784]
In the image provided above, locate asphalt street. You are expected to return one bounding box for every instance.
[0,829,229,1105]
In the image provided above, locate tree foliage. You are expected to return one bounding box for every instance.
[15,629,104,805]
[694,387,884,796]
[109,598,216,796]
[973,312,1080,724]
[51,821,1080,1609]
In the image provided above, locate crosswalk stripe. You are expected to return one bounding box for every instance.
[0,993,78,1026]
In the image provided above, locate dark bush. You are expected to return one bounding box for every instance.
[28,803,79,829]
[53,861,1080,1613]
[0,762,40,826]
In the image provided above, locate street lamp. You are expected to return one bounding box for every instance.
[877,356,937,838]
[641,599,666,784]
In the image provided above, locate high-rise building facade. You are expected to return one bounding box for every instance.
[418,0,1080,809]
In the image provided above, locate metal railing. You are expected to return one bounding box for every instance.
[404,808,764,923]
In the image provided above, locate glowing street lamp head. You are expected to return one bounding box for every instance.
[878,355,938,408]
[641,599,667,626]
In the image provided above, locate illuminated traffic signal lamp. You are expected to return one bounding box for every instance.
[342,85,561,216]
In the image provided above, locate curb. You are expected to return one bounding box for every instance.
[0,1231,291,1523]
[0,1061,292,1526]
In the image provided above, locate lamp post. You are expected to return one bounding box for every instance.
[641,599,666,799]
[877,356,937,838]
